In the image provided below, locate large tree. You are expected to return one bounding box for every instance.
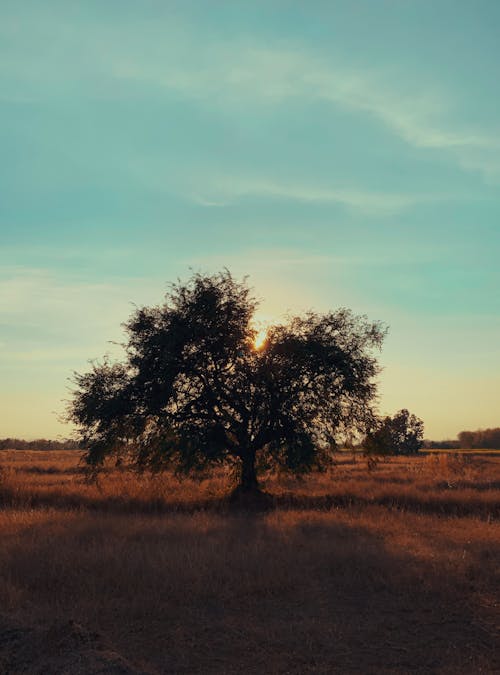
[68,271,386,493]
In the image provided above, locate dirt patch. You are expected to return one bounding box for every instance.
[0,616,154,674]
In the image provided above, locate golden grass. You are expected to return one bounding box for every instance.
[0,449,499,673]
[2,450,499,519]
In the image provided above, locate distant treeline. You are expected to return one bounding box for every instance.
[424,427,500,450]
[0,438,80,451]
[2,429,499,452]
[423,439,460,450]
[457,428,500,449]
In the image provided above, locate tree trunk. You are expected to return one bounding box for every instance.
[229,449,271,508]
[239,450,259,492]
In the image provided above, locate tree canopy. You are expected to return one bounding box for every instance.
[364,409,424,456]
[68,270,386,492]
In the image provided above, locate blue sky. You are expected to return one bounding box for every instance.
[1,0,499,439]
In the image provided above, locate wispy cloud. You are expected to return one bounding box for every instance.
[190,174,447,214]
[3,8,498,181]
[112,41,500,181]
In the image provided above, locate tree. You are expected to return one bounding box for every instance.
[68,270,386,494]
[364,409,424,456]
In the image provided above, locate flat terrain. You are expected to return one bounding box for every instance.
[0,450,499,674]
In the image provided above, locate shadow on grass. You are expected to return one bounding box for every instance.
[16,466,85,476]
[434,479,500,491]
[273,491,500,520]
[1,482,499,520]
[0,509,498,673]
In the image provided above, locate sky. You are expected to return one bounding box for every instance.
[1,0,499,440]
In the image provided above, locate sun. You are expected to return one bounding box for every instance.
[253,327,268,351]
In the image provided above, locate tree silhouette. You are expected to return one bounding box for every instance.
[364,409,424,456]
[68,271,386,494]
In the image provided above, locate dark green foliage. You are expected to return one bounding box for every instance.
[364,409,424,456]
[68,271,386,490]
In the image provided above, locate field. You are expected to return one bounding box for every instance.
[0,450,499,674]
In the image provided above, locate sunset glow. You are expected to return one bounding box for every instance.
[253,328,268,351]
[0,2,499,440]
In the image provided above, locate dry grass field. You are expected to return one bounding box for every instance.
[0,449,499,673]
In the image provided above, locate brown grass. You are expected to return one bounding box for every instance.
[0,449,499,673]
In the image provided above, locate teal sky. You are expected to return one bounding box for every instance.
[1,0,499,440]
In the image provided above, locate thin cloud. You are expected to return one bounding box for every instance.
[192,174,445,214]
[190,194,230,208]
[112,42,500,181]
[3,9,498,181]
